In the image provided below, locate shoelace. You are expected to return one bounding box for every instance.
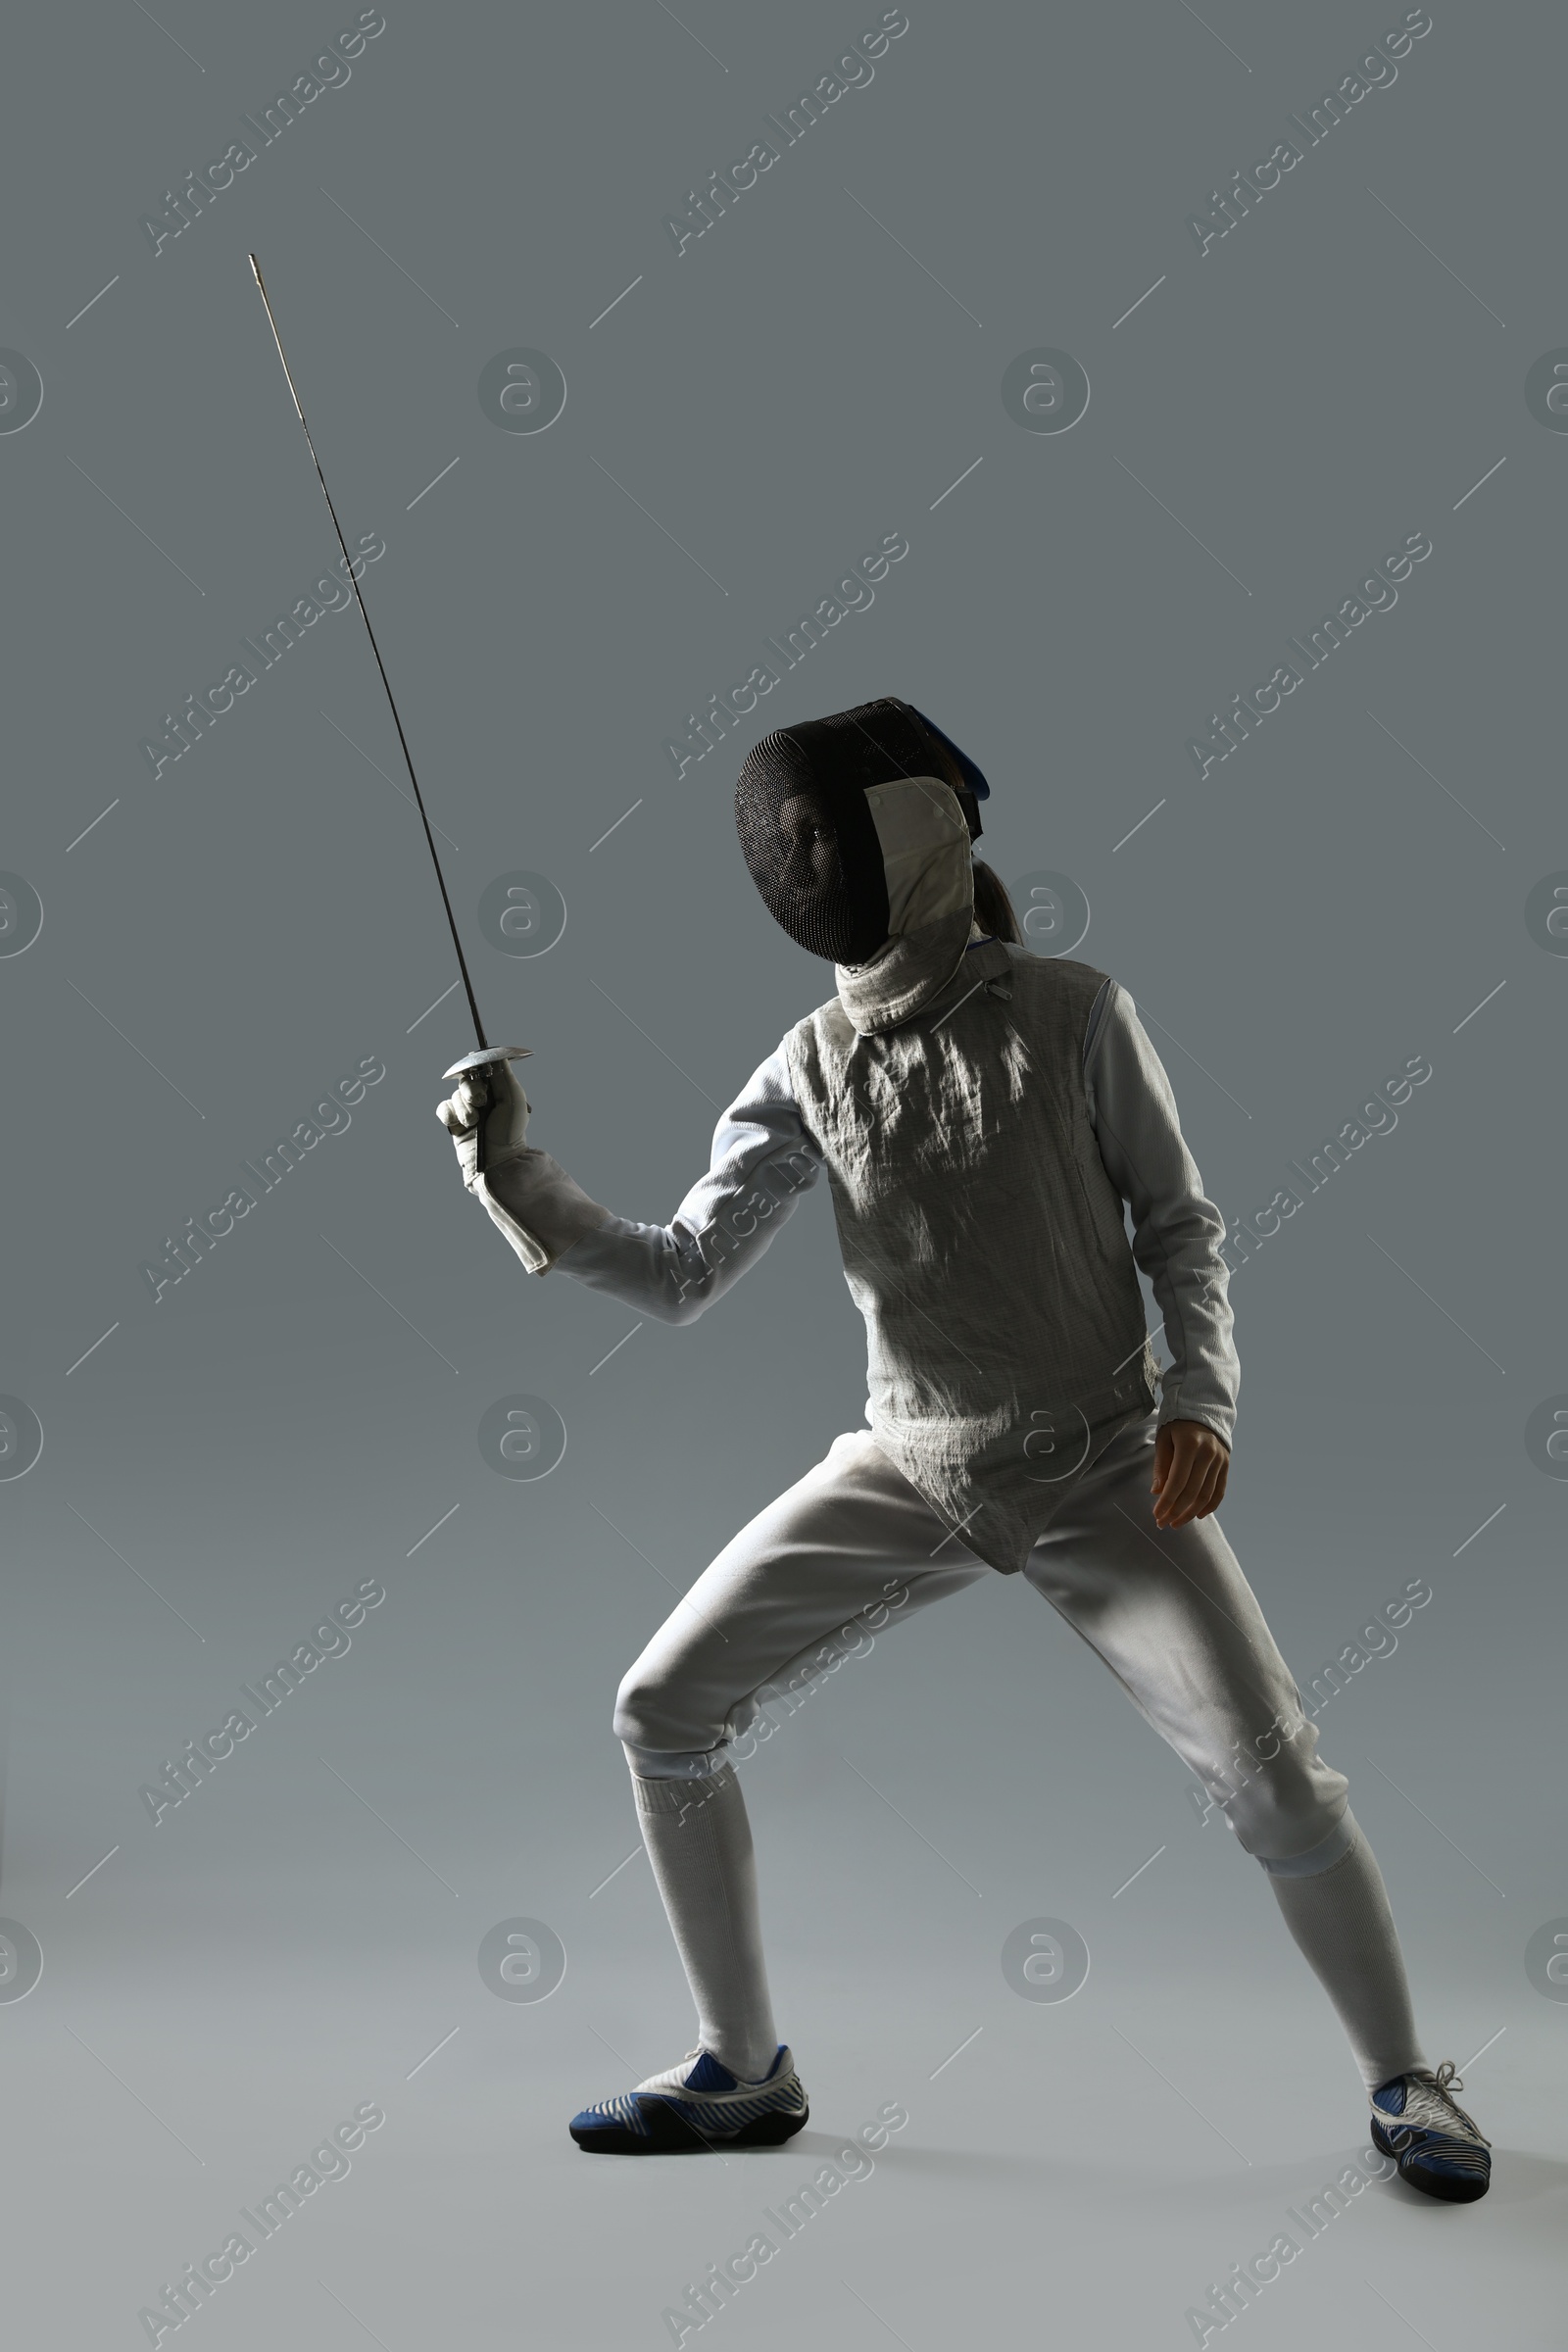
[1406,2061,1491,2145]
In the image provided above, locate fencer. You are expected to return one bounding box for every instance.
[438,697,1488,2198]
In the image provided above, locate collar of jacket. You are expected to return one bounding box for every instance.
[834,915,1014,1036]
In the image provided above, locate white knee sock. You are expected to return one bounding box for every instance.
[1263,1810,1426,2091]
[631,1763,780,2082]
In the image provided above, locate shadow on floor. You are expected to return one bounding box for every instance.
[754,2129,1568,2233]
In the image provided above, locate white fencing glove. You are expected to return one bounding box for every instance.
[436,1058,531,1190]
[435,1060,611,1275]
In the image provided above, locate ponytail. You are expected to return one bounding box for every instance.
[971,858,1021,945]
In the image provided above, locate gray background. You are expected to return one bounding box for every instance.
[1,1,1562,2344]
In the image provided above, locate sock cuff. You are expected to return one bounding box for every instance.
[621,1738,732,1782]
[632,1764,736,1820]
[1257,1806,1358,1879]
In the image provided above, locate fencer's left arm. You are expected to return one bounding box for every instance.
[1083,981,1239,1447]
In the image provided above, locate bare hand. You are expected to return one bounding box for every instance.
[1151,1419,1229,1530]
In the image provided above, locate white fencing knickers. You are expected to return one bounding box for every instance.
[613,1409,1425,2089]
[616,1408,1348,1865]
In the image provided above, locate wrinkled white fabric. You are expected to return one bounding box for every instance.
[438,1057,609,1277]
[864,775,973,935]
[436,1056,531,1188]
[615,1422,1421,2093]
[615,1409,1350,1862]
[786,940,1159,1571]
[832,781,976,1034]
[475,963,1241,1459]
[831,903,976,1036]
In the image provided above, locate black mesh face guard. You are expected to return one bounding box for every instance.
[734,697,978,963]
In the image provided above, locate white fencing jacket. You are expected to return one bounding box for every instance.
[478,947,1240,1561]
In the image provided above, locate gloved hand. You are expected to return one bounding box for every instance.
[436,1058,531,1190]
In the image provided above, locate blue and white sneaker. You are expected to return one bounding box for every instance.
[1371,2061,1492,2202]
[569,2044,808,2155]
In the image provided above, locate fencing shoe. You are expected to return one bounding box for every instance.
[1370,2061,1491,2202]
[569,2045,808,2155]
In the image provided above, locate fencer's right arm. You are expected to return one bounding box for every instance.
[437,1048,823,1323]
[436,1057,612,1276]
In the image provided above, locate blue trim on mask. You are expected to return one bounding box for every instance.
[907,706,990,801]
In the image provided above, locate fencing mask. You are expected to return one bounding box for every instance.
[734,697,991,965]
